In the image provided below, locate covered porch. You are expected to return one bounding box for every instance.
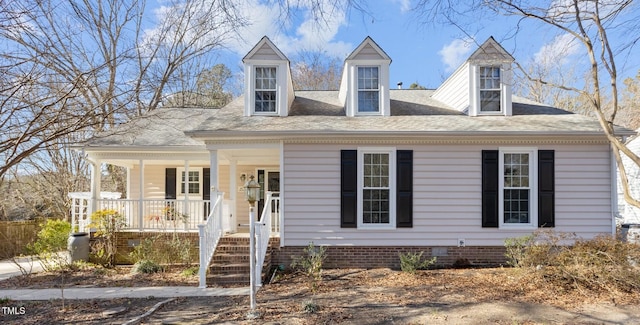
[72,145,282,235]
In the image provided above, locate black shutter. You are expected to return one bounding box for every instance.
[165,168,177,199]
[341,150,357,228]
[203,168,211,200]
[482,150,499,228]
[538,150,555,227]
[396,150,413,228]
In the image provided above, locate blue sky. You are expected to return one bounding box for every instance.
[153,0,640,91]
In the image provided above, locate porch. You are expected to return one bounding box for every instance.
[69,192,281,234]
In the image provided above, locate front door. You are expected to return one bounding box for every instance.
[257,169,280,217]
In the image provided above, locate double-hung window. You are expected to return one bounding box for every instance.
[358,148,396,228]
[177,168,202,196]
[499,148,536,227]
[479,66,501,112]
[255,67,277,113]
[357,66,380,113]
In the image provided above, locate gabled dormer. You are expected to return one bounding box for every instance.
[338,37,392,117]
[242,36,294,117]
[433,37,515,117]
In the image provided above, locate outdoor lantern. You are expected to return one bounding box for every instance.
[244,175,260,206]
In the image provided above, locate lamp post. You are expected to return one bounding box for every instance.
[244,175,260,315]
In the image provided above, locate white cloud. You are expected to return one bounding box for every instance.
[390,0,411,13]
[224,0,353,59]
[438,38,473,73]
[533,33,580,68]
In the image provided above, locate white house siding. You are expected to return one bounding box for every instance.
[432,62,470,112]
[251,43,283,60]
[282,143,613,247]
[350,44,385,60]
[128,164,230,200]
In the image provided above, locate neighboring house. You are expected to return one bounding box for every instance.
[617,132,640,225]
[73,36,634,278]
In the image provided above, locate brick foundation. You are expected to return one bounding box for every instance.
[271,240,507,269]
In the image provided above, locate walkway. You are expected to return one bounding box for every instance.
[0,257,249,300]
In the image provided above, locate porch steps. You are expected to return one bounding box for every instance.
[207,236,276,286]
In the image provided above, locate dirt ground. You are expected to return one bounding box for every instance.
[1,266,640,324]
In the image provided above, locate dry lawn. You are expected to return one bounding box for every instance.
[1,265,640,324]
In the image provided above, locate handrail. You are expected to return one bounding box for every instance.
[254,192,277,286]
[198,191,224,288]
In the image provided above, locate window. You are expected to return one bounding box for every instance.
[358,148,396,228]
[482,149,554,229]
[503,153,530,223]
[255,67,277,113]
[499,149,536,227]
[479,66,501,112]
[341,149,413,229]
[179,170,200,195]
[357,67,380,113]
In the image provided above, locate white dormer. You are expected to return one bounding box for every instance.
[338,37,392,117]
[433,37,515,117]
[242,36,294,117]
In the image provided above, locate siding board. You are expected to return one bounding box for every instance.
[282,143,613,246]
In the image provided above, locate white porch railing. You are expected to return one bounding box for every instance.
[69,195,212,232]
[198,191,225,288]
[254,192,279,286]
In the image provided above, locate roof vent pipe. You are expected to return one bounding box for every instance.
[397,82,403,89]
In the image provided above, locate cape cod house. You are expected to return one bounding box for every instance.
[72,36,634,286]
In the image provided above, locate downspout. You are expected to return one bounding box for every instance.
[611,142,621,235]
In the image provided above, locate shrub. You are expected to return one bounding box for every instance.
[132,260,163,274]
[27,219,71,271]
[181,266,199,277]
[505,230,640,295]
[398,251,436,274]
[129,233,194,266]
[88,209,126,267]
[291,242,327,293]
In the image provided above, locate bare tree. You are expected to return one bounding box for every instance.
[0,0,246,221]
[410,0,640,208]
[291,50,343,90]
[163,63,235,108]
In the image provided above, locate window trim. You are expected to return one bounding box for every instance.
[253,65,278,115]
[498,147,538,229]
[176,167,203,198]
[356,66,381,115]
[477,65,503,115]
[356,147,396,229]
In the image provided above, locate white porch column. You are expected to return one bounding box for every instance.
[210,150,219,190]
[184,160,190,229]
[229,158,237,233]
[138,160,144,231]
[89,158,101,216]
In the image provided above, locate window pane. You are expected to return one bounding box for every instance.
[362,152,390,224]
[358,91,379,112]
[357,67,380,113]
[503,152,531,224]
[480,66,501,112]
[504,189,529,223]
[255,67,277,112]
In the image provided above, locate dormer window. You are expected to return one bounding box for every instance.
[255,66,277,113]
[357,66,380,113]
[479,66,501,112]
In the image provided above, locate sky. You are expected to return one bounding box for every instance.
[153,0,640,91]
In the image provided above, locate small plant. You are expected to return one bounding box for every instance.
[132,260,163,274]
[88,209,126,267]
[129,233,194,266]
[301,300,319,313]
[291,242,327,293]
[398,251,436,274]
[0,297,10,304]
[27,219,72,271]
[504,234,535,267]
[181,266,199,277]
